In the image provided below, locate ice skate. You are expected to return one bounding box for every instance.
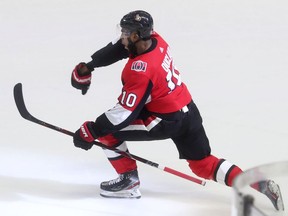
[258,180,284,211]
[100,170,141,199]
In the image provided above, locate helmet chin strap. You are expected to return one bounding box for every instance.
[127,38,141,58]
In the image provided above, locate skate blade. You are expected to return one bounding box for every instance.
[269,182,285,211]
[100,188,141,199]
[276,186,285,211]
[277,198,285,211]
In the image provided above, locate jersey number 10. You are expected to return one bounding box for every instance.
[120,91,137,108]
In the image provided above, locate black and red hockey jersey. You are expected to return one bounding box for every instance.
[86,32,192,138]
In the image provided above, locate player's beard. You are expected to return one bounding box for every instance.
[127,38,139,58]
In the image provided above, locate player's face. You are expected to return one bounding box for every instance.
[120,28,132,49]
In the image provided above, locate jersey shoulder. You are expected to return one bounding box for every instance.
[122,32,169,81]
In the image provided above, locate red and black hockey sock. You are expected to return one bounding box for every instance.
[188,155,242,186]
[98,135,137,174]
[108,156,137,174]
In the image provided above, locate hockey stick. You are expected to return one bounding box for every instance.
[13,83,206,186]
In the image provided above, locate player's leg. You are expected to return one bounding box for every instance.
[184,131,284,211]
[97,112,170,198]
[172,101,243,186]
[172,125,242,186]
[188,155,242,186]
[97,134,140,198]
[174,101,283,210]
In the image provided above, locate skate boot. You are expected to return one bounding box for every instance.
[100,169,141,199]
[258,180,284,211]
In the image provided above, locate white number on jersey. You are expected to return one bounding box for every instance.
[120,91,137,108]
[161,47,182,92]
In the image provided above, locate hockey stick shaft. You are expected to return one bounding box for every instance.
[13,83,206,186]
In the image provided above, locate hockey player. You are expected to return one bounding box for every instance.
[71,10,283,210]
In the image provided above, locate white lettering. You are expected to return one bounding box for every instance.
[80,125,89,138]
[161,47,172,73]
[161,47,182,92]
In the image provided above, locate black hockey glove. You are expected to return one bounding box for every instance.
[73,121,97,150]
[71,62,93,95]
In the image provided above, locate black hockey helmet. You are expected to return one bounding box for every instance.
[120,10,153,40]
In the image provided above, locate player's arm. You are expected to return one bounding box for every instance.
[71,38,129,95]
[73,74,153,147]
[93,74,152,137]
[87,38,129,68]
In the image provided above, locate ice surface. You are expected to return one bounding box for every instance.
[1,0,288,215]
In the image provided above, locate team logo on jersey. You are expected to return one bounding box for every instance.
[131,60,147,72]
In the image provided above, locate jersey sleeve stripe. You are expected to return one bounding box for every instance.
[120,116,162,132]
[105,103,132,126]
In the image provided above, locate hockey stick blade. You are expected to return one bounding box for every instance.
[14,83,74,137]
[13,83,206,186]
[14,83,36,121]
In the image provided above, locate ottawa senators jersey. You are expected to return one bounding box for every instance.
[91,32,192,137]
[120,32,192,113]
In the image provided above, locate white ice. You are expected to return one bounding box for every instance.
[1,0,288,215]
